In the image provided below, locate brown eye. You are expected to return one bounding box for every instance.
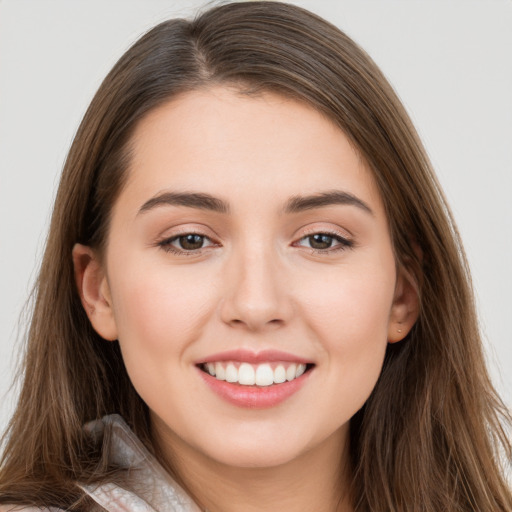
[159,233,215,254]
[308,234,334,249]
[178,234,205,250]
[295,232,353,253]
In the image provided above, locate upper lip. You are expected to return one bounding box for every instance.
[197,349,313,365]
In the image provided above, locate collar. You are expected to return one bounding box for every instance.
[79,414,202,512]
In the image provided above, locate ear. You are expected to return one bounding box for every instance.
[72,243,118,341]
[387,266,420,343]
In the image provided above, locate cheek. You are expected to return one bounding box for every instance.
[106,259,221,417]
[108,259,218,358]
[301,264,395,344]
[298,259,395,393]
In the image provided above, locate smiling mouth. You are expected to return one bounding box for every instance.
[199,361,314,387]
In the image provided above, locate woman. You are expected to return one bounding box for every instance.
[0,2,510,511]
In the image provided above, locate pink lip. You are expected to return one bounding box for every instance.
[197,349,312,365]
[197,367,312,409]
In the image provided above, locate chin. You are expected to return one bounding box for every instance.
[205,442,307,470]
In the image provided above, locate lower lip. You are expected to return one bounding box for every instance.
[197,367,312,409]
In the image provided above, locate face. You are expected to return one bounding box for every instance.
[76,87,417,472]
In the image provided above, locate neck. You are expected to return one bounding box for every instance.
[152,421,354,512]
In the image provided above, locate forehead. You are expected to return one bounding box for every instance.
[119,86,384,217]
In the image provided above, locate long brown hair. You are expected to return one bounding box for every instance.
[0,2,510,510]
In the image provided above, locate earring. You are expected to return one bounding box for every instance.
[397,328,403,333]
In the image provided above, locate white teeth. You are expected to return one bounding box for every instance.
[238,363,255,385]
[225,363,238,383]
[274,365,286,384]
[215,362,226,381]
[203,361,309,386]
[255,364,274,386]
[286,364,297,382]
[296,364,306,378]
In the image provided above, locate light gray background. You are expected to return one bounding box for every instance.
[1,0,511,435]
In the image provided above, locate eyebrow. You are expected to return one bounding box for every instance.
[139,191,230,215]
[138,189,373,216]
[284,190,373,215]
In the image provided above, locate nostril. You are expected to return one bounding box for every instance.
[228,318,283,328]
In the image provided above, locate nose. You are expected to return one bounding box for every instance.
[219,246,293,331]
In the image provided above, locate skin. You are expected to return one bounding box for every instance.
[74,87,418,512]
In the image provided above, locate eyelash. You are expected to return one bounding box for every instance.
[294,231,354,254]
[157,232,218,255]
[157,231,354,256]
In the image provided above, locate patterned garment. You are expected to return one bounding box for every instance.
[78,415,202,512]
[0,416,203,512]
